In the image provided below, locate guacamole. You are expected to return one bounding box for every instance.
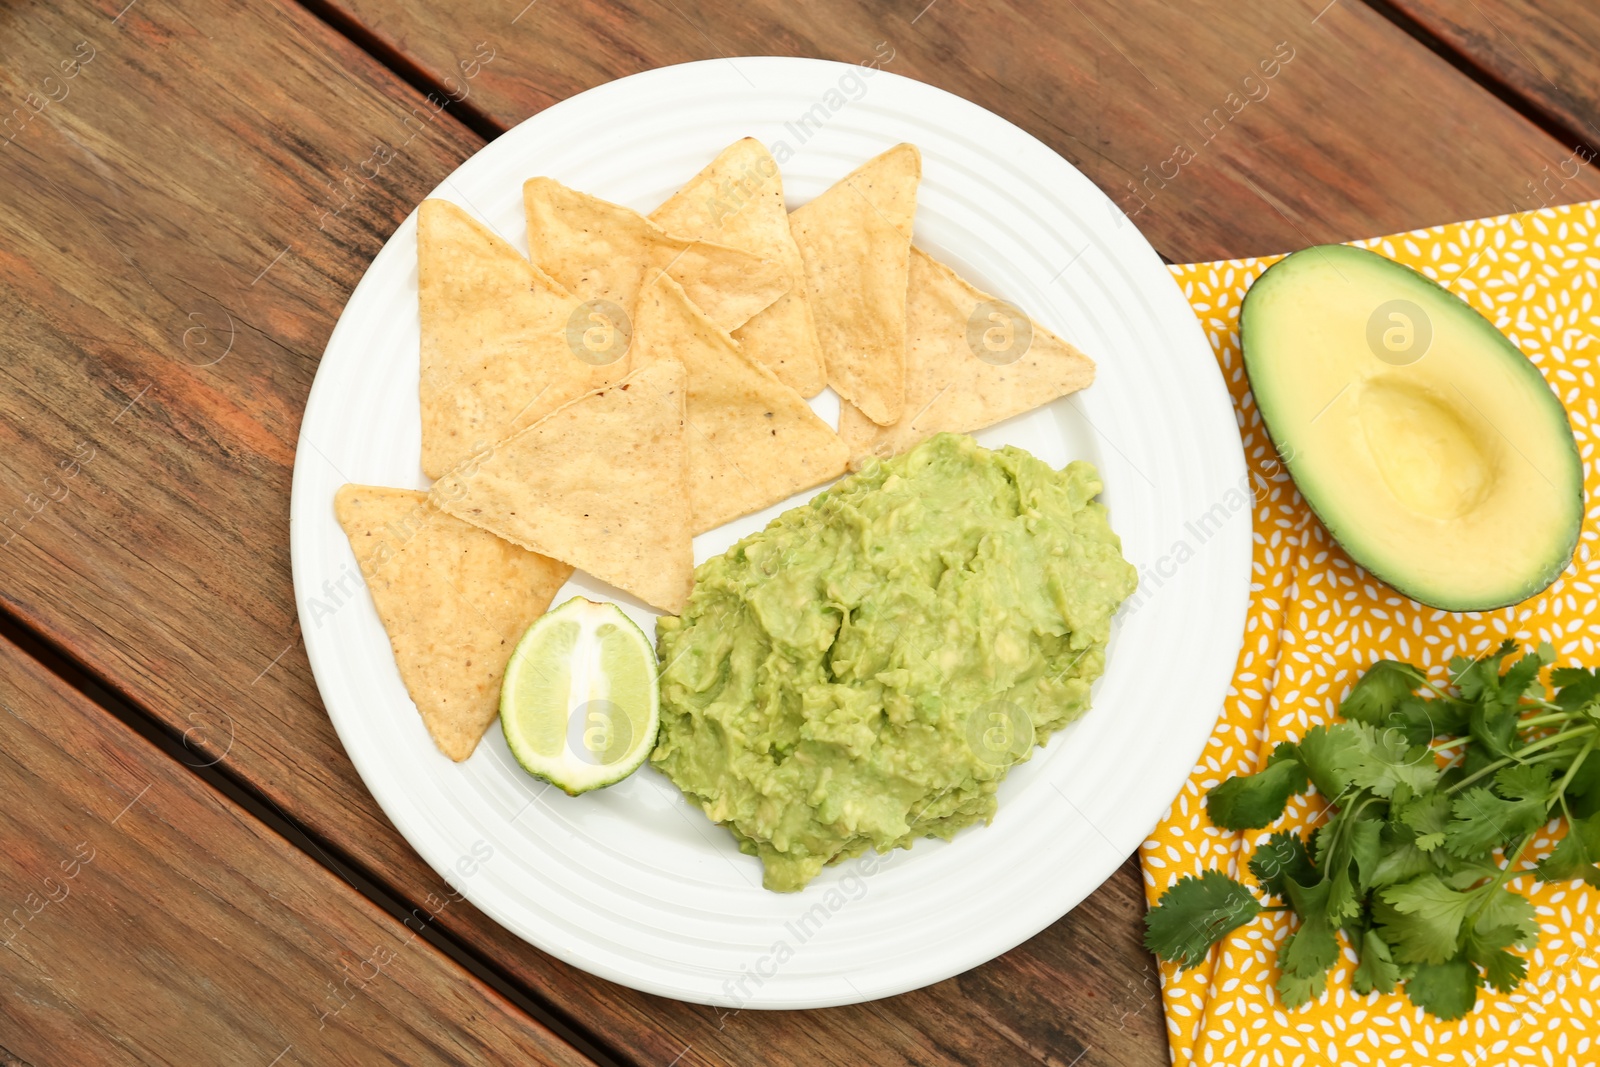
[652,433,1137,891]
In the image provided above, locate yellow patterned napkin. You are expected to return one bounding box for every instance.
[1146,201,1600,1066]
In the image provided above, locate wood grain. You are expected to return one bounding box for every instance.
[1385,0,1600,176]
[0,632,592,1067]
[314,0,1600,260]
[0,1,1169,1064]
[1,0,1592,1065]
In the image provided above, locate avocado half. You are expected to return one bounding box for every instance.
[1240,244,1583,612]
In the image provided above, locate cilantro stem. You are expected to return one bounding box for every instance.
[1457,749,1575,792]
[1419,676,1471,705]
[1474,826,1542,911]
[1550,735,1595,810]
[1443,731,1593,795]
[1445,763,1502,795]
[1500,736,1595,878]
[1424,707,1578,752]
[1517,724,1596,759]
[1312,794,1379,879]
[1516,710,1581,730]
[1464,734,1595,898]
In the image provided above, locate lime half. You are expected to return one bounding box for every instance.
[500,596,660,795]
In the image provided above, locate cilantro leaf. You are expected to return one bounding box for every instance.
[1384,692,1467,745]
[1368,836,1434,888]
[1276,885,1339,1009]
[1498,652,1545,706]
[1348,816,1384,889]
[1463,931,1530,999]
[1405,957,1480,1020]
[1442,862,1503,890]
[1326,867,1360,922]
[1447,655,1478,696]
[1459,888,1536,995]
[1458,648,1542,761]
[1315,809,1384,905]
[1424,695,1471,739]
[1206,746,1310,830]
[1248,832,1315,901]
[1451,640,1516,702]
[1340,660,1425,724]
[1351,927,1402,995]
[1495,762,1555,802]
[1536,811,1600,887]
[1289,722,1438,802]
[1348,723,1441,798]
[1469,700,1520,761]
[1276,939,1331,1008]
[1464,920,1525,957]
[1374,875,1472,964]
[1477,948,1527,993]
[1144,872,1263,968]
[1297,724,1365,799]
[1443,772,1550,859]
[1535,830,1600,887]
[1284,874,1330,917]
[1472,886,1539,946]
[1552,666,1600,710]
[1567,748,1600,820]
[1396,791,1452,852]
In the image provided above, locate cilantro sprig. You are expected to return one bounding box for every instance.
[1144,641,1600,1019]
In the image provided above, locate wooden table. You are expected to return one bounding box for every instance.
[1,1,1594,1063]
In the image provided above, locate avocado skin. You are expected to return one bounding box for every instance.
[1240,243,1583,613]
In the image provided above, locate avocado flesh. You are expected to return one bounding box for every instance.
[1241,243,1583,612]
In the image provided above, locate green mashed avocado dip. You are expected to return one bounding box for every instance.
[652,433,1137,891]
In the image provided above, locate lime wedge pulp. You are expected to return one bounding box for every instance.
[500,596,660,795]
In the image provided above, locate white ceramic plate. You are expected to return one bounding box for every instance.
[290,57,1250,1009]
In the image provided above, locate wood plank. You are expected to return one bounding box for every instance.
[313,0,1600,261]
[0,3,1168,1065]
[1384,0,1600,183]
[2,1,1594,1066]
[0,632,594,1067]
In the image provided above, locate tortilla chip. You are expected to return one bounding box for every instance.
[523,177,789,335]
[649,139,826,397]
[418,199,627,479]
[632,273,848,531]
[789,143,921,426]
[430,358,694,613]
[839,246,1097,462]
[334,484,572,761]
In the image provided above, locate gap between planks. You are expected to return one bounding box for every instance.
[296,0,1600,165]
[0,606,631,1067]
[295,0,504,141]
[1359,0,1598,156]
